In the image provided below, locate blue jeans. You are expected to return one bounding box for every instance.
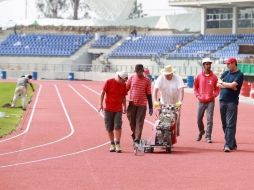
[197,101,215,138]
[219,101,238,149]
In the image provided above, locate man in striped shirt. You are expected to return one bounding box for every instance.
[126,64,153,147]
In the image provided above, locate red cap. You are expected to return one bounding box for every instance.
[144,68,150,75]
[224,57,237,64]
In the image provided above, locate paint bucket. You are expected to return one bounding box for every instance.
[187,75,194,88]
[68,72,74,80]
[250,83,254,99]
[32,72,37,80]
[1,71,6,79]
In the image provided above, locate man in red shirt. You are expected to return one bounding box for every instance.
[126,64,153,148]
[99,71,128,153]
[194,58,220,143]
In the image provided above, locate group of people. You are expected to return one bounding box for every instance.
[100,57,243,154]
[10,57,243,154]
[194,57,243,152]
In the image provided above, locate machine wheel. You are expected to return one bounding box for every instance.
[144,147,154,153]
[149,147,154,153]
[166,146,171,153]
[134,148,138,155]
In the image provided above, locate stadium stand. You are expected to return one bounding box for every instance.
[0,33,93,57]
[110,34,195,58]
[90,34,122,48]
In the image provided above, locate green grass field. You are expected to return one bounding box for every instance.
[0,82,34,138]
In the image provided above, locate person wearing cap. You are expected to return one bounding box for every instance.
[194,58,220,143]
[11,74,35,111]
[153,64,185,140]
[144,67,152,81]
[126,64,153,148]
[217,57,244,152]
[99,71,128,153]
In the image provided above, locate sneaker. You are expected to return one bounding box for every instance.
[206,138,212,143]
[109,144,115,152]
[196,131,205,141]
[224,147,230,152]
[230,146,237,151]
[115,144,122,153]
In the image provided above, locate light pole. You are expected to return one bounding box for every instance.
[25,0,28,19]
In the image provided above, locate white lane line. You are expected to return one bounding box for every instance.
[82,84,101,96]
[0,85,74,156]
[0,85,42,143]
[0,84,109,168]
[81,84,154,126]
[0,142,108,169]
[69,85,104,117]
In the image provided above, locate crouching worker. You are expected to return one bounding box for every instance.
[99,71,128,153]
[11,74,35,111]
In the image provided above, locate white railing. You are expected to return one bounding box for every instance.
[0,61,226,79]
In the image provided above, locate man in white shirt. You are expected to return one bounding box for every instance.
[153,64,185,136]
[154,65,185,105]
[11,75,35,111]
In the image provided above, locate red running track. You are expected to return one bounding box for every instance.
[0,80,254,190]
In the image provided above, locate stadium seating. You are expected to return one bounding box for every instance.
[167,34,238,59]
[1,33,253,59]
[90,34,122,48]
[110,34,195,58]
[0,33,93,57]
[212,34,254,59]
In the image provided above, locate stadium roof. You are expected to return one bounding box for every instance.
[169,0,254,8]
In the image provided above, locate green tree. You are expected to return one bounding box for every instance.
[36,0,68,18]
[128,0,146,19]
[36,0,90,19]
[70,0,91,20]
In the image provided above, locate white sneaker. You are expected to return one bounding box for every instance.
[109,144,115,152]
[115,144,122,153]
[224,147,230,152]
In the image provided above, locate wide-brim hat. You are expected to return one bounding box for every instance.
[161,65,175,75]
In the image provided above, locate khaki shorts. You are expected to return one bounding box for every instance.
[104,111,122,132]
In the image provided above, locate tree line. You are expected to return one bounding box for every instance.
[36,0,145,20]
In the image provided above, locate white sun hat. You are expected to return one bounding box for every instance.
[161,65,175,75]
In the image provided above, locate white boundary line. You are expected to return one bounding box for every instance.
[81,84,154,126]
[0,85,42,143]
[0,142,108,169]
[0,84,108,168]
[69,85,104,117]
[0,85,74,156]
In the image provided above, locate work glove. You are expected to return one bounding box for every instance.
[175,101,182,108]
[149,108,153,116]
[153,101,161,109]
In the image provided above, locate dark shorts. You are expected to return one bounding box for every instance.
[104,111,123,132]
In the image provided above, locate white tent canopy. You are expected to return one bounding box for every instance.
[155,16,170,29]
[86,0,135,21]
